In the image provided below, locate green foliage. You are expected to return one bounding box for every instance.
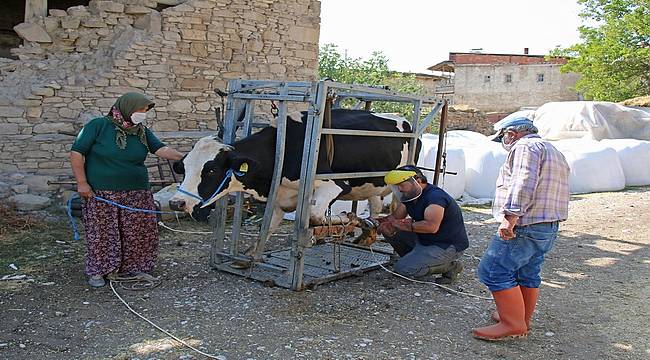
[318,44,431,122]
[552,0,650,101]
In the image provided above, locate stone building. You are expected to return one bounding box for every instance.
[0,0,320,208]
[428,50,581,113]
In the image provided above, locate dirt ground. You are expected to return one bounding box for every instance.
[1,187,649,360]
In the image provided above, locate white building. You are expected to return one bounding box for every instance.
[428,51,581,112]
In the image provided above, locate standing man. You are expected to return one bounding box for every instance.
[473,117,570,341]
[378,165,469,284]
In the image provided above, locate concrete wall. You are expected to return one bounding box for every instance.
[0,0,320,202]
[453,63,580,112]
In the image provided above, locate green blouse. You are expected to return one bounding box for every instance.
[71,117,165,191]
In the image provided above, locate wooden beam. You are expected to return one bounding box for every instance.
[25,0,47,21]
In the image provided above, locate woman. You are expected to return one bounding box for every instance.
[70,92,184,287]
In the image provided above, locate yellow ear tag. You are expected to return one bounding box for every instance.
[239,162,249,173]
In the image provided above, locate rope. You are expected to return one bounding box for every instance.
[67,168,241,241]
[66,197,80,241]
[157,221,292,237]
[94,196,180,215]
[323,96,335,166]
[109,280,223,359]
[107,272,161,291]
[66,195,183,241]
[368,246,493,301]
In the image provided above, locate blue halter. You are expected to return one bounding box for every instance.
[176,168,244,207]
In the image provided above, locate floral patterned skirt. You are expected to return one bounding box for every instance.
[82,190,159,276]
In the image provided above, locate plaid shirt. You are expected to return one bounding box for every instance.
[493,134,570,226]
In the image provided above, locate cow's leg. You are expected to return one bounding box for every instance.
[309,180,348,225]
[368,195,383,218]
[252,205,285,259]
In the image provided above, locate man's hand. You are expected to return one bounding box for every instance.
[498,215,518,240]
[376,215,394,224]
[389,218,413,232]
[77,182,94,199]
[377,221,397,236]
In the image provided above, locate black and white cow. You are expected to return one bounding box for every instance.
[169,109,420,234]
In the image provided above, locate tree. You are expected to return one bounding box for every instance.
[553,0,650,101]
[318,44,428,121]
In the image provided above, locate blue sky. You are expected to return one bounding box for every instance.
[319,0,583,73]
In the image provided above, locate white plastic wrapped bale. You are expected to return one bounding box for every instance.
[600,139,650,186]
[552,139,626,194]
[444,130,490,148]
[534,101,650,141]
[463,142,508,199]
[418,134,466,199]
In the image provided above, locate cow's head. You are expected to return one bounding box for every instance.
[169,136,257,213]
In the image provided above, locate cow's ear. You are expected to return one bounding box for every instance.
[172,154,186,174]
[230,155,259,178]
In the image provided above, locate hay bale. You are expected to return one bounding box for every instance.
[619,95,650,107]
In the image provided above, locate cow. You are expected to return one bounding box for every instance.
[169,108,421,241]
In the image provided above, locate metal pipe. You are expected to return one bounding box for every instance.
[433,100,449,186]
[314,171,389,180]
[320,129,415,138]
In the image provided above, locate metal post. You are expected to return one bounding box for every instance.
[292,81,327,290]
[254,84,289,259]
[433,100,449,186]
[407,100,422,165]
[229,101,255,255]
[210,80,242,267]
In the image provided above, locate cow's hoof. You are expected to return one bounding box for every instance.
[230,260,252,269]
[353,218,378,246]
[309,215,326,226]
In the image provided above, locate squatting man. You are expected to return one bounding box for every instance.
[377,165,469,284]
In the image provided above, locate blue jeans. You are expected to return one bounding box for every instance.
[385,231,462,278]
[478,221,558,292]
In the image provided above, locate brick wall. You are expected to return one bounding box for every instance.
[450,52,569,65]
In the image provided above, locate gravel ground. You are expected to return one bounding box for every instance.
[1,187,649,359]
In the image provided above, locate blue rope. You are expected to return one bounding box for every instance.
[176,168,243,207]
[67,168,243,241]
[66,195,180,241]
[93,196,179,214]
[66,196,80,241]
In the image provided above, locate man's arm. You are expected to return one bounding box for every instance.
[390,204,444,233]
[414,204,444,233]
[501,145,541,218]
[498,144,540,240]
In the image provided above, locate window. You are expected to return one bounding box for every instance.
[505,74,512,83]
[484,75,491,83]
[537,73,544,82]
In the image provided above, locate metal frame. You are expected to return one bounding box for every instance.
[209,79,447,290]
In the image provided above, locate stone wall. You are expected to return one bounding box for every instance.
[445,106,494,135]
[0,0,320,207]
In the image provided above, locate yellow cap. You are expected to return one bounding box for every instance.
[384,170,417,185]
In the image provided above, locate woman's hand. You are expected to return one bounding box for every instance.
[77,182,94,199]
[155,146,184,161]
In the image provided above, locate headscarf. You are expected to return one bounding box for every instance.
[107,92,155,150]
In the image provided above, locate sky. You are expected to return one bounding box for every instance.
[319,0,584,73]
